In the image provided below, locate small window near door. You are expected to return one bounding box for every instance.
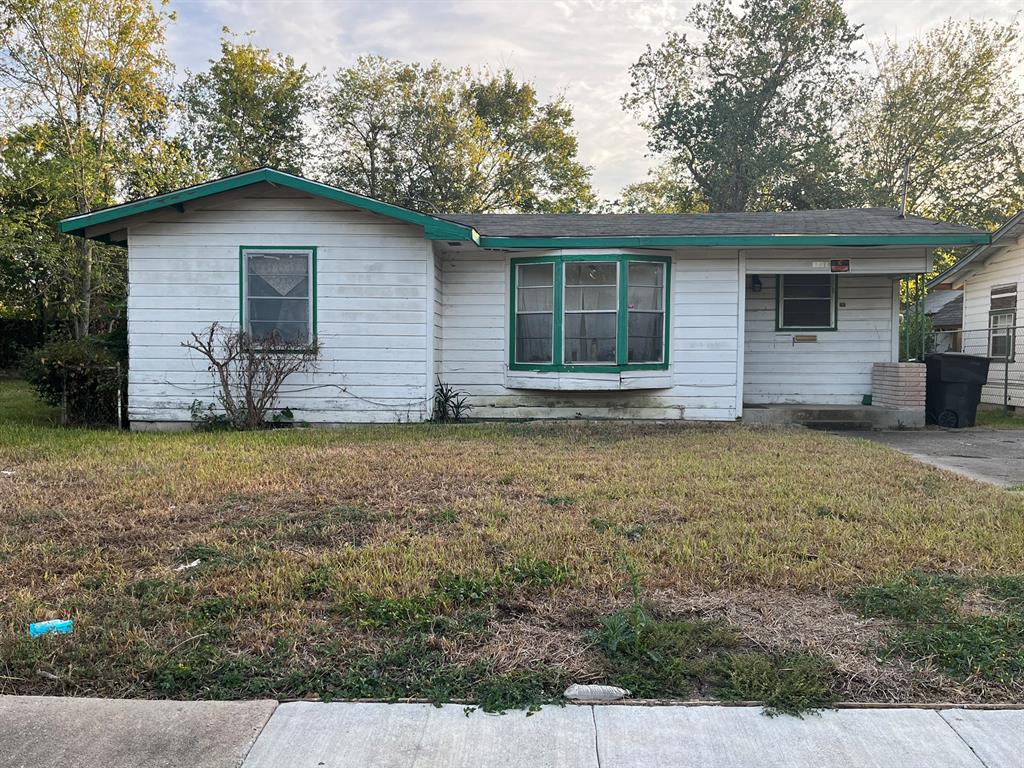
[776,274,837,331]
[989,284,1017,360]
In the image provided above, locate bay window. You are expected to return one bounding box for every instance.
[510,254,670,372]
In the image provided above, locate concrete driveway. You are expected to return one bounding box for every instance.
[844,428,1024,487]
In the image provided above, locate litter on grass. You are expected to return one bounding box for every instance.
[29,619,73,637]
[174,559,201,572]
[564,684,630,702]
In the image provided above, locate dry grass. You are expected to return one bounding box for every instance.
[1,379,1022,704]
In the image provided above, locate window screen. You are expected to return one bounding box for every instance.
[777,274,836,330]
[244,249,313,344]
[627,261,665,363]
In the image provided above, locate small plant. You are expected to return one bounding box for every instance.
[189,400,232,431]
[432,378,472,422]
[182,322,319,430]
[719,653,835,717]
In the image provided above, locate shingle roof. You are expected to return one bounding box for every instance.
[447,208,984,238]
[926,292,963,329]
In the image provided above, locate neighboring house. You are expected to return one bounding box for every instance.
[924,289,963,352]
[59,168,989,429]
[931,211,1024,407]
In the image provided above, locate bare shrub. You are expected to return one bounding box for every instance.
[182,322,320,430]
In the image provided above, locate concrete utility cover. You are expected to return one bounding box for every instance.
[842,428,1024,487]
[0,695,277,768]
[593,706,985,768]
[241,702,599,768]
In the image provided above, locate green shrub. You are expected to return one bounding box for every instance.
[21,336,125,426]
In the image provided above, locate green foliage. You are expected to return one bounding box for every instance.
[624,0,861,212]
[432,379,472,422]
[847,571,1024,687]
[319,56,596,213]
[0,0,176,338]
[719,653,835,717]
[844,571,966,622]
[179,31,316,176]
[189,400,233,432]
[21,337,125,426]
[847,19,1024,234]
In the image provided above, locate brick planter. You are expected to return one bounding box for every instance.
[872,363,926,408]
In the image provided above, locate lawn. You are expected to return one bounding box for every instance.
[1,378,1022,711]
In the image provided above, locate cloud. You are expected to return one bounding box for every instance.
[165,0,1021,199]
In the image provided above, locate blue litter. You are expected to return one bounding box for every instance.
[29,619,73,637]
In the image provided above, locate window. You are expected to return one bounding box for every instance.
[510,255,670,371]
[776,274,837,331]
[989,284,1017,360]
[241,247,316,345]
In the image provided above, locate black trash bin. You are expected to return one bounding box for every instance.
[925,353,992,428]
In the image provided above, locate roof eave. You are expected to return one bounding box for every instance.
[58,168,479,244]
[929,211,1024,287]
[476,233,991,249]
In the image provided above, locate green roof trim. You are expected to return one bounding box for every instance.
[478,233,991,249]
[58,168,478,243]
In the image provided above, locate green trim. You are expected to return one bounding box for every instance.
[774,274,839,332]
[509,253,671,372]
[240,245,318,346]
[59,168,477,243]
[480,233,989,249]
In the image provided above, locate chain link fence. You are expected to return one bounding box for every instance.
[930,325,1024,409]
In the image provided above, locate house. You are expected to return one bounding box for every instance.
[58,168,989,429]
[930,211,1024,408]
[924,289,963,352]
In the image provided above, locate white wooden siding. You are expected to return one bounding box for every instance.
[127,185,432,424]
[959,238,1024,406]
[437,250,741,420]
[743,273,898,404]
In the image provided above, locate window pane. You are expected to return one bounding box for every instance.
[565,286,617,311]
[517,286,553,312]
[516,313,552,363]
[565,262,616,287]
[249,320,309,345]
[628,286,663,311]
[782,275,832,299]
[248,253,309,297]
[249,297,309,323]
[991,333,1010,358]
[628,312,664,362]
[782,299,832,328]
[518,262,553,288]
[628,262,664,288]
[564,313,616,363]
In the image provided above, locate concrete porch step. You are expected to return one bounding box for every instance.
[743,403,924,430]
[803,420,877,431]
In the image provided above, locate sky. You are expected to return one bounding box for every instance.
[164,0,1023,200]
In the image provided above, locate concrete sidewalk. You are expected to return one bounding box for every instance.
[2,697,1022,768]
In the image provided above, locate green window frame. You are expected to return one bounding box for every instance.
[775,274,838,332]
[239,245,318,346]
[509,254,671,373]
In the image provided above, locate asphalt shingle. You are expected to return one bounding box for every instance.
[445,208,983,238]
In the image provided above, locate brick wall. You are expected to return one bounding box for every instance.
[872,362,926,408]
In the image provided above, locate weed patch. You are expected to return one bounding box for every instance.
[719,653,835,716]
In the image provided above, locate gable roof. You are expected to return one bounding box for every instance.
[929,210,1024,287]
[59,167,990,250]
[58,168,477,244]
[925,292,963,329]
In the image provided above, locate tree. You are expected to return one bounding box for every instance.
[847,19,1024,237]
[180,31,315,177]
[318,56,596,212]
[612,161,707,213]
[0,0,175,337]
[623,0,861,212]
